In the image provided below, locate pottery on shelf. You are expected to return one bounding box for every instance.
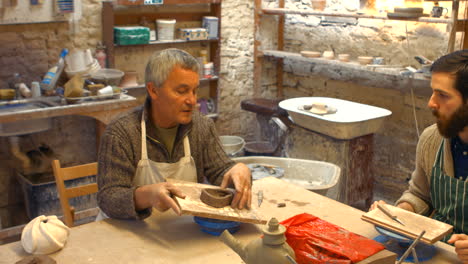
[338,53,350,62]
[301,51,321,58]
[358,56,373,65]
[119,71,139,88]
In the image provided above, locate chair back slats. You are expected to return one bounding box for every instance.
[66,184,98,199]
[52,159,98,227]
[62,163,98,181]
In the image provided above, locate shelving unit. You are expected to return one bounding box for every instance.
[101,0,221,118]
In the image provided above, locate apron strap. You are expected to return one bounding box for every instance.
[434,140,445,169]
[141,112,148,160]
[183,136,191,158]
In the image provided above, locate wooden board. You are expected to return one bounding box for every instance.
[362,204,453,244]
[168,179,267,225]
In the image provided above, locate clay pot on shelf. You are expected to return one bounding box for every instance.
[322,50,334,60]
[358,56,373,65]
[338,54,350,62]
[301,51,321,58]
[119,71,139,88]
[311,0,326,11]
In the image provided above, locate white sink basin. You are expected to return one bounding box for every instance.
[279,97,392,140]
[0,98,60,136]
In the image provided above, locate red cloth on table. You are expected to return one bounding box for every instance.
[280,213,385,264]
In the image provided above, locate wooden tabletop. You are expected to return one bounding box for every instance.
[0,177,461,263]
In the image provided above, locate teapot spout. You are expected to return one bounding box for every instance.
[219,230,247,261]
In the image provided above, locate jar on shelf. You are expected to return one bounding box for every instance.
[199,50,208,65]
[203,62,214,79]
[95,43,107,69]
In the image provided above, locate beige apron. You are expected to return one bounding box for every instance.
[96,112,197,220]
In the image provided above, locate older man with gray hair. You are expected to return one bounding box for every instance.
[97,48,251,220]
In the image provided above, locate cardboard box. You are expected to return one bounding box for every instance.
[178,28,208,41]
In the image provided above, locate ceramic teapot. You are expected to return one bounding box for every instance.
[219,217,296,264]
[21,215,70,254]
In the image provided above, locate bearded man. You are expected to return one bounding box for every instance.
[371,50,468,263]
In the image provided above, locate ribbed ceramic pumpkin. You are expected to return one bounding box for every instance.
[21,215,70,254]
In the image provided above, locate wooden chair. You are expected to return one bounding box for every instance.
[52,160,98,227]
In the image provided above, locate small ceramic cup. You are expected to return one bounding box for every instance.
[97,85,114,96]
[358,56,373,65]
[322,51,334,60]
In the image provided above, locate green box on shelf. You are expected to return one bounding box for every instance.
[114,26,150,45]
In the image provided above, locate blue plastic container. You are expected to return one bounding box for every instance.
[193,216,241,236]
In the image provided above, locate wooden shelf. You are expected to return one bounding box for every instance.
[262,50,432,96]
[262,8,457,24]
[115,38,219,47]
[113,0,221,5]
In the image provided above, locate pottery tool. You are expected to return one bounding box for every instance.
[396,230,426,264]
[377,204,405,226]
[258,190,263,207]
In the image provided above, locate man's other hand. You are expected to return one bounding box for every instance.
[135,182,186,215]
[221,163,252,210]
[448,234,468,263]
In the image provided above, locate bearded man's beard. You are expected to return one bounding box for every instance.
[433,103,468,138]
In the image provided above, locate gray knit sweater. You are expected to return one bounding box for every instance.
[97,101,235,219]
[396,124,455,215]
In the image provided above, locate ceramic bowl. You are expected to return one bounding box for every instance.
[300,51,321,58]
[322,51,334,60]
[358,56,373,65]
[200,188,234,208]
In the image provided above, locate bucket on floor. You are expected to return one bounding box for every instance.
[220,135,245,157]
[244,141,276,156]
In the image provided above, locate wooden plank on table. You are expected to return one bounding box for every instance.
[361,204,453,244]
[168,179,267,224]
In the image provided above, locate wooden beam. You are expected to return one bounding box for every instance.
[277,0,284,98]
[447,0,460,53]
[253,0,262,97]
[102,1,115,68]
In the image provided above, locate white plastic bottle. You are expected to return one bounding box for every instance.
[41,49,68,91]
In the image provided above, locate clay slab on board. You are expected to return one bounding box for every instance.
[168,179,267,224]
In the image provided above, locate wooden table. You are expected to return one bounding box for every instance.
[0,177,461,263]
